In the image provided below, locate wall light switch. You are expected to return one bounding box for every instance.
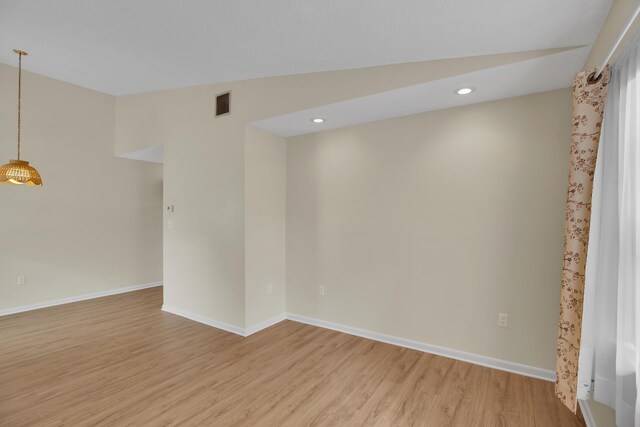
[319,286,325,296]
[167,220,174,229]
[498,313,508,328]
[17,276,26,286]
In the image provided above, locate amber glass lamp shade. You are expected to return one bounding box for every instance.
[0,159,42,186]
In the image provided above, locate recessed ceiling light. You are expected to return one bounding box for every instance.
[456,87,474,95]
[311,118,325,123]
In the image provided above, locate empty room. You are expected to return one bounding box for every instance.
[1,1,639,426]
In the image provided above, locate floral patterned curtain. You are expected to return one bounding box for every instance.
[555,66,610,413]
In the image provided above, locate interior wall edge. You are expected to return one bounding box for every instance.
[154,306,556,380]
[285,312,555,382]
[0,281,163,317]
[161,304,247,336]
[245,313,288,336]
[578,399,596,427]
[584,0,640,70]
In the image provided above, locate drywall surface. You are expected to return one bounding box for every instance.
[0,63,162,310]
[245,127,286,328]
[149,84,248,327]
[286,89,572,370]
[115,51,565,330]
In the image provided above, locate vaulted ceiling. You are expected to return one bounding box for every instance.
[0,0,613,96]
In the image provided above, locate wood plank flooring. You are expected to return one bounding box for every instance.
[0,287,584,426]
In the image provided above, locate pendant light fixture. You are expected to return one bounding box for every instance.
[0,49,42,186]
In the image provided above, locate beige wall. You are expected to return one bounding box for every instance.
[0,63,162,311]
[245,127,286,328]
[0,11,626,424]
[0,50,577,372]
[116,51,560,330]
[151,85,248,327]
[286,89,572,370]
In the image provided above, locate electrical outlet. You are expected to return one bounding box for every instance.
[318,286,325,296]
[267,284,273,295]
[498,313,508,328]
[17,276,26,286]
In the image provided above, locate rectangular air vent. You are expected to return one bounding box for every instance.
[216,91,230,117]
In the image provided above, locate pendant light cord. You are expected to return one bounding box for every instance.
[17,51,22,160]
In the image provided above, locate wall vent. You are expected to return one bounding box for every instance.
[216,91,230,117]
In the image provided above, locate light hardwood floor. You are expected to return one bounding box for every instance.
[0,287,584,426]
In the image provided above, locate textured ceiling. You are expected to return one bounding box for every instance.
[0,0,612,95]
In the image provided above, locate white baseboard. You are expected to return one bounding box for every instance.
[246,313,287,336]
[159,308,555,382]
[7,288,555,385]
[579,399,596,427]
[161,306,286,337]
[0,281,163,317]
[286,312,556,382]
[162,304,246,336]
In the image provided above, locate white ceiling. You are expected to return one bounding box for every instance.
[0,0,612,95]
[251,47,590,137]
